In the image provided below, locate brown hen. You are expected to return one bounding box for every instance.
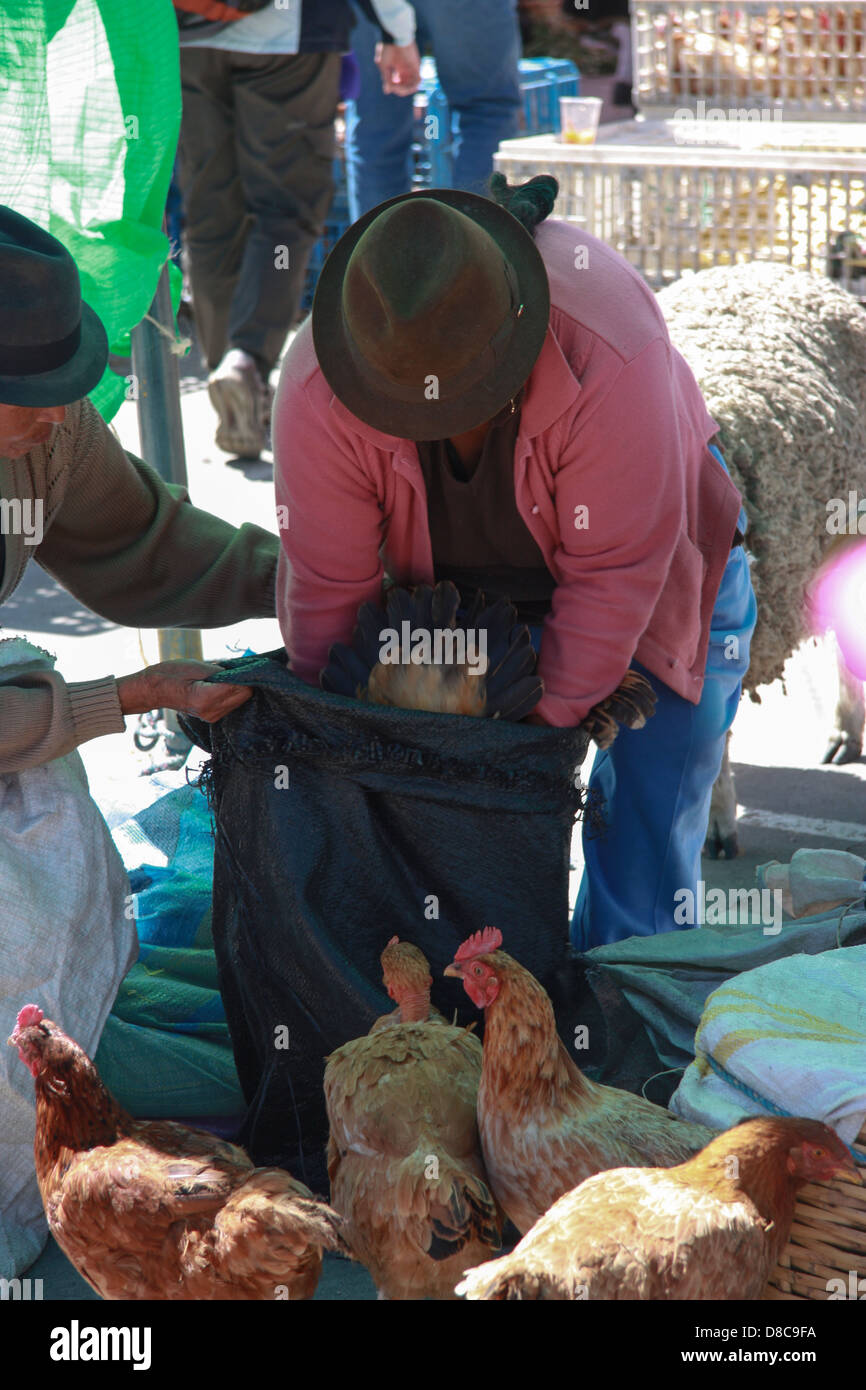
[456,1116,860,1299]
[324,937,501,1299]
[8,1004,343,1300]
[445,928,715,1234]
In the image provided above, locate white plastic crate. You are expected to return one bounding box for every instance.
[494,125,866,295]
[632,2,866,119]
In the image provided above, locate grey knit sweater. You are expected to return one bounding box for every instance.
[0,397,279,773]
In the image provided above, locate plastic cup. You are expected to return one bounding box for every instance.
[559,96,602,145]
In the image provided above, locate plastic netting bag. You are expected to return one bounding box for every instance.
[0,0,182,420]
[0,639,135,1279]
[185,652,590,1188]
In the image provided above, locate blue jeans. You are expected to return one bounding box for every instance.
[573,446,756,948]
[344,0,522,219]
[533,445,756,949]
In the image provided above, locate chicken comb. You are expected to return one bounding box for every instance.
[16,1004,43,1030]
[454,926,503,963]
[386,936,400,947]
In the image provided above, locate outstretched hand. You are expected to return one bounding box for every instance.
[116,660,253,724]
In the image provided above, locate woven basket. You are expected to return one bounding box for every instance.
[765,1126,866,1300]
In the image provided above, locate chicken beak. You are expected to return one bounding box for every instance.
[842,1158,864,1185]
[443,963,462,979]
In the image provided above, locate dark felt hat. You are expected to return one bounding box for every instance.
[312,190,550,440]
[0,205,108,407]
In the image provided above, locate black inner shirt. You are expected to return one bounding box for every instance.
[415,391,555,625]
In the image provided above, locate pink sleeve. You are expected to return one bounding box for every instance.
[274,374,386,685]
[536,338,687,726]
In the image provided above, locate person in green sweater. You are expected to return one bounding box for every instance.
[0,206,279,774]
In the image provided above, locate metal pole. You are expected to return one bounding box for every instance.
[130,260,202,753]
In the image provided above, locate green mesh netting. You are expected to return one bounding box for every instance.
[0,0,182,420]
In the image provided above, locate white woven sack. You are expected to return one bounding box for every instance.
[0,637,136,1279]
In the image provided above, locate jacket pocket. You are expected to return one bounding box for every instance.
[649,534,708,671]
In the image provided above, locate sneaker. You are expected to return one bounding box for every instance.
[208,349,268,458]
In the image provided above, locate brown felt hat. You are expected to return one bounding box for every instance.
[312,190,550,440]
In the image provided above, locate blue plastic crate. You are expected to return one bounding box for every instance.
[300,154,350,314]
[519,58,580,133]
[301,214,349,314]
[410,56,579,187]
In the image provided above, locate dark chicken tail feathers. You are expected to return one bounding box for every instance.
[581,670,657,749]
[294,1197,351,1257]
[319,580,543,721]
[320,642,372,698]
[384,585,420,634]
[464,1182,504,1251]
[407,583,436,633]
[354,601,390,668]
[491,674,545,722]
[428,1173,502,1261]
[430,579,461,630]
[320,598,388,697]
[470,593,543,719]
[489,631,542,695]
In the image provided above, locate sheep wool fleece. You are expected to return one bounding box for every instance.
[572,446,756,949]
[656,262,866,696]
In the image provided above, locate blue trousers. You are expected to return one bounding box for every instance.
[569,448,756,948]
[344,0,522,220]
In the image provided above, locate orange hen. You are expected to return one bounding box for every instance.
[456,1116,860,1299]
[445,928,715,1234]
[8,1005,344,1300]
[324,938,502,1299]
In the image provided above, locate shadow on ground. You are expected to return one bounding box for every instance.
[2,561,117,638]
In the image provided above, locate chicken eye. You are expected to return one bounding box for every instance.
[812,1147,825,1158]
[472,965,483,977]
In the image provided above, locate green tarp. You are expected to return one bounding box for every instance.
[0,0,182,420]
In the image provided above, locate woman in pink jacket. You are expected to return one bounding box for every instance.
[273,176,757,947]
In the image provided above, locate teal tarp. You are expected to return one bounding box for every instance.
[96,784,244,1120]
[586,907,866,1072]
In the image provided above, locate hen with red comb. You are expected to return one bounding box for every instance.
[15,1004,44,1033]
[7,1007,345,1298]
[445,931,716,1234]
[453,926,503,963]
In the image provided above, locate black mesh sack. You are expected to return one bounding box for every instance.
[184,651,590,1190]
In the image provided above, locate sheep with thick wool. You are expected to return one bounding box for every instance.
[655,262,866,857]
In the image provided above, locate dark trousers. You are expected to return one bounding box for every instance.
[177,48,341,375]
